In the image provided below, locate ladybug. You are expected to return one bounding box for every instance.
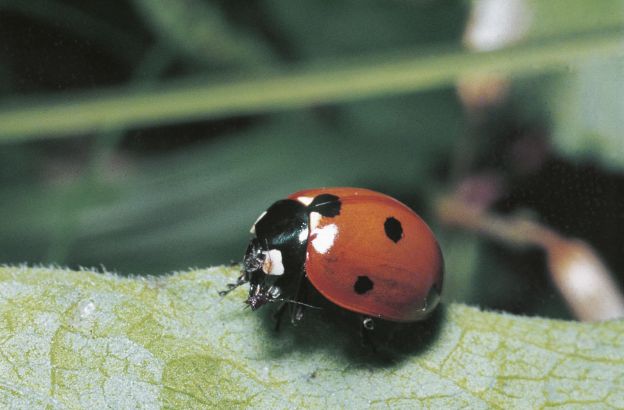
[220,187,443,331]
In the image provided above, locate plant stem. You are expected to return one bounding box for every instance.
[0,28,622,142]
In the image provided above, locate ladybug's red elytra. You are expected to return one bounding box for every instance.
[220,187,443,331]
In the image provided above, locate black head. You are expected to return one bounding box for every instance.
[243,199,309,310]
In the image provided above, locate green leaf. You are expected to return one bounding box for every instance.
[1,265,622,408]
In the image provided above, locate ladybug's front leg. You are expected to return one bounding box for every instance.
[218,274,247,296]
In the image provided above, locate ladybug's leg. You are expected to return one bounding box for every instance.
[359,316,377,352]
[273,302,288,331]
[274,268,308,331]
[289,276,309,325]
[362,317,375,330]
[218,274,247,296]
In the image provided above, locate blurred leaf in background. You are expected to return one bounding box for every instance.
[0,0,623,321]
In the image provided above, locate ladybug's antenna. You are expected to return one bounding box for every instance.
[274,298,321,310]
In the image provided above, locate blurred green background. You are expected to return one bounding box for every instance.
[1,0,623,319]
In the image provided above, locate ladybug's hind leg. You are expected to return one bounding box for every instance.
[359,316,377,353]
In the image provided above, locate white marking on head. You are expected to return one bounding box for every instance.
[296,196,314,206]
[309,211,322,231]
[298,227,309,243]
[262,249,284,276]
[250,211,267,234]
[311,224,338,254]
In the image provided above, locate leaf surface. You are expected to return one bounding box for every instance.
[0,266,622,409]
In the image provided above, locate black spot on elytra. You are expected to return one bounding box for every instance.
[309,193,341,217]
[354,275,374,294]
[384,217,403,243]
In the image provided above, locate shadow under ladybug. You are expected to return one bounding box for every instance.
[248,286,446,366]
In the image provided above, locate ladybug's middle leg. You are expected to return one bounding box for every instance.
[288,275,310,325]
[273,268,309,331]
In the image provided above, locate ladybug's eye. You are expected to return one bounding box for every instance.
[243,239,265,276]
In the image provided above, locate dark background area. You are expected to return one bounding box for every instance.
[1,0,623,320]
